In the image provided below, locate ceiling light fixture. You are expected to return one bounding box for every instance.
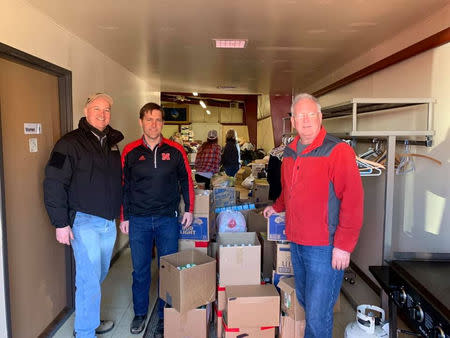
[193,92,198,96]
[213,39,248,48]
[199,100,207,109]
[206,110,211,115]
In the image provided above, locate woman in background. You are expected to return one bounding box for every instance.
[221,129,240,177]
[194,130,221,189]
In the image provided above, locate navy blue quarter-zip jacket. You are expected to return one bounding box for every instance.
[120,136,194,221]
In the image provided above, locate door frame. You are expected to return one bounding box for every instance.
[0,42,73,337]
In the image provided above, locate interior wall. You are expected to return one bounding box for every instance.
[321,43,450,283]
[0,0,162,327]
[257,95,275,152]
[257,117,275,153]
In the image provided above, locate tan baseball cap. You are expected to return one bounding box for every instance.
[85,93,113,107]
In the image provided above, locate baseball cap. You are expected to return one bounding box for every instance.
[85,93,113,107]
[207,130,218,140]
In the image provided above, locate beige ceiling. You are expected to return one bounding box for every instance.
[26,0,448,94]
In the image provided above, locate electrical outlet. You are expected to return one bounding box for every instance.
[29,138,38,153]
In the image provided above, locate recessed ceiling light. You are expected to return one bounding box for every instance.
[206,110,211,115]
[193,92,198,96]
[199,100,207,108]
[213,39,248,48]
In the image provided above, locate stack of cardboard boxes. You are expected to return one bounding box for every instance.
[170,181,340,337]
[214,232,281,337]
[178,190,215,255]
[160,249,216,338]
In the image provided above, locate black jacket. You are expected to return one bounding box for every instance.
[121,136,194,220]
[221,139,239,169]
[43,118,124,227]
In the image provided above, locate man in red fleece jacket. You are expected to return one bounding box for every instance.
[264,93,363,338]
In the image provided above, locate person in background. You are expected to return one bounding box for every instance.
[119,102,194,336]
[221,129,240,176]
[44,93,123,337]
[194,129,221,189]
[263,93,363,338]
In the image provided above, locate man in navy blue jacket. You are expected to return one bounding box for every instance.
[120,102,194,335]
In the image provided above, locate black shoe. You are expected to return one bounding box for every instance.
[130,315,147,334]
[154,318,164,338]
[96,320,114,334]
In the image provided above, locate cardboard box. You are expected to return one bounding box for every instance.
[274,242,292,275]
[178,239,209,255]
[179,213,213,241]
[222,321,275,338]
[217,285,226,311]
[235,166,252,185]
[249,163,266,177]
[214,303,223,338]
[252,181,270,204]
[234,185,250,201]
[179,190,215,241]
[267,212,286,241]
[225,284,279,328]
[247,209,267,233]
[179,189,212,214]
[160,249,216,313]
[164,306,207,338]
[277,277,341,318]
[279,314,306,338]
[258,232,275,280]
[217,232,261,286]
[272,270,294,291]
[213,187,237,208]
[277,277,305,321]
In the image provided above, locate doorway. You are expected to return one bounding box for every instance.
[0,43,73,337]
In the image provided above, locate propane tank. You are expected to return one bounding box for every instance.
[344,304,389,338]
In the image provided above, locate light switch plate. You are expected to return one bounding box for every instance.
[29,138,38,152]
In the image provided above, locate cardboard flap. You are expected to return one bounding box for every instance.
[277,277,296,293]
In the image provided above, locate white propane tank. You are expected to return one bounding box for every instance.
[344,304,389,338]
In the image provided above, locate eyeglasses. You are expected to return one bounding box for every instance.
[292,112,319,119]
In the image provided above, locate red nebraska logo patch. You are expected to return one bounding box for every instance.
[162,153,170,160]
[138,155,146,161]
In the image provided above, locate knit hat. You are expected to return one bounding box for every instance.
[207,130,218,140]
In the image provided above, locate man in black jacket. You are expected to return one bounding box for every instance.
[44,93,124,337]
[120,102,194,336]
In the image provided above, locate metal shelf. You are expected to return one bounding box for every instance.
[322,98,434,119]
[322,98,436,264]
[322,98,435,140]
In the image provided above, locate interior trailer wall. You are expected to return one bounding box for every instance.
[0,0,161,328]
[321,42,450,284]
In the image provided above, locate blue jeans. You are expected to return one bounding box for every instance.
[71,212,117,338]
[290,243,344,338]
[129,215,179,319]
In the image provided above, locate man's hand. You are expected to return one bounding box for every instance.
[263,206,276,218]
[181,212,193,229]
[332,247,350,270]
[56,226,74,246]
[120,220,129,234]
